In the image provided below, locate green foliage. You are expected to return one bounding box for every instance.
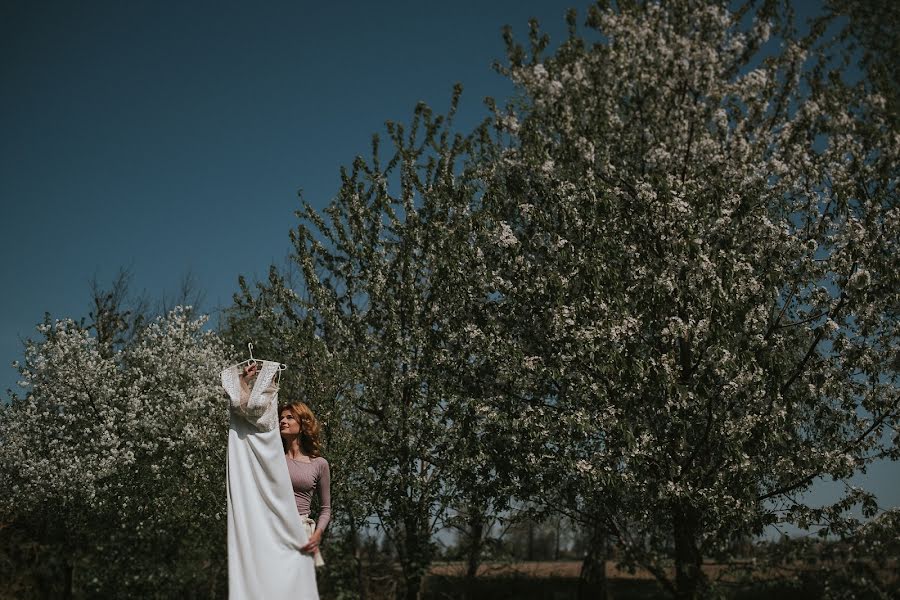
[0,302,228,598]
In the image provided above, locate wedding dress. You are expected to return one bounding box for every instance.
[223,360,319,600]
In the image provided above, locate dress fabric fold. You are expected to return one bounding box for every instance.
[223,360,319,600]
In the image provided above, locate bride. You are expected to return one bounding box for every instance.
[223,359,326,600]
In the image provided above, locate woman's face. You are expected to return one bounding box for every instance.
[279,409,301,437]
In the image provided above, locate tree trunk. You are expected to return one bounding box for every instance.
[348,513,367,600]
[577,523,607,600]
[206,557,225,600]
[526,521,535,561]
[672,502,705,600]
[62,559,73,600]
[400,560,426,600]
[397,512,430,600]
[463,508,486,600]
[554,516,561,561]
[406,575,426,600]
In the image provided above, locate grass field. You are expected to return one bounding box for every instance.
[417,560,883,600]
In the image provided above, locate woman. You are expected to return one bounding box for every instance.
[278,400,331,565]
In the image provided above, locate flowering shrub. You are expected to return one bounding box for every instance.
[0,307,229,598]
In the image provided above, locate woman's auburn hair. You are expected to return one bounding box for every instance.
[278,401,324,458]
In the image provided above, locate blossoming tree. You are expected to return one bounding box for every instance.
[237,86,518,600]
[445,1,899,598]
[0,306,229,598]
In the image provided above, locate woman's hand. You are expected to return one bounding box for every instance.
[240,363,259,381]
[300,530,322,555]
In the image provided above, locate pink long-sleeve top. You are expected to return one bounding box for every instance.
[285,455,332,532]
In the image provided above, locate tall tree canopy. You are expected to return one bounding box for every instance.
[452,0,899,597]
[232,86,520,600]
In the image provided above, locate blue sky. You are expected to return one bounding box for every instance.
[2,0,897,516]
[1,0,560,370]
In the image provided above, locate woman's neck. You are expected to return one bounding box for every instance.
[284,436,308,460]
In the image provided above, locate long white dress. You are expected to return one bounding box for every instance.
[223,360,319,600]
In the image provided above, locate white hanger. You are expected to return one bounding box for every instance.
[235,343,288,372]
